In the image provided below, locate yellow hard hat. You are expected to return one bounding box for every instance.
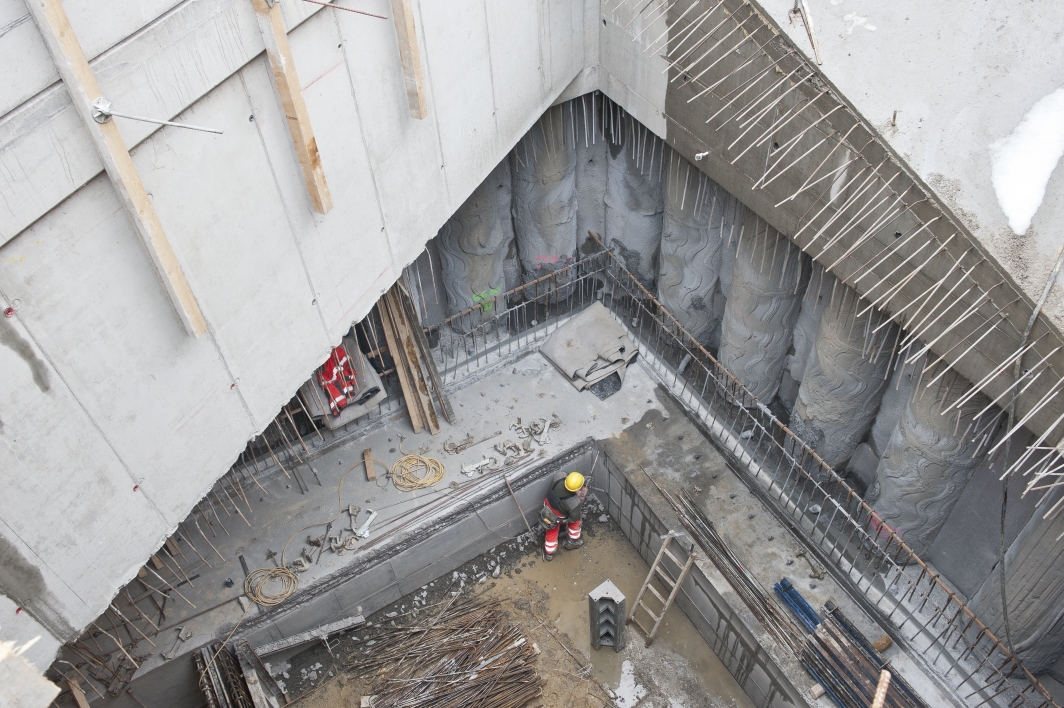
[564,472,585,492]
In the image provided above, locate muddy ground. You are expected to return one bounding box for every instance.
[272,506,755,708]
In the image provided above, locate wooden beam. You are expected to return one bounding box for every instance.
[66,678,92,708]
[383,288,439,434]
[395,281,454,423]
[363,448,376,481]
[24,0,209,338]
[390,0,428,119]
[376,299,426,433]
[251,0,333,214]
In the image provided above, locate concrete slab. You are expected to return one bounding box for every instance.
[599,379,956,707]
[93,352,660,686]
[755,0,1064,331]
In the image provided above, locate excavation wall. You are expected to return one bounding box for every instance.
[0,0,591,664]
[5,0,1064,679]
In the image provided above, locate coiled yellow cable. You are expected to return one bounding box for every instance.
[244,566,299,607]
[390,453,446,491]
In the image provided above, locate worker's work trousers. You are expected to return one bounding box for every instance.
[544,520,582,556]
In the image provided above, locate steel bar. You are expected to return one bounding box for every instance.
[776,122,860,206]
[661,2,730,74]
[301,0,387,20]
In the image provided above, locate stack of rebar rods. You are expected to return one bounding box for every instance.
[346,595,544,708]
[803,605,928,708]
[672,487,806,657]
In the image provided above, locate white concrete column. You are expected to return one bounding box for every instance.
[604,138,663,289]
[869,368,991,555]
[511,107,578,287]
[658,171,740,349]
[970,486,1064,673]
[718,211,808,402]
[790,285,898,469]
[436,164,513,326]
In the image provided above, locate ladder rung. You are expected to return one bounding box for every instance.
[663,548,684,568]
[645,584,665,604]
[654,566,676,587]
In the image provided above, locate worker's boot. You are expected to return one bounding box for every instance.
[543,549,555,562]
[562,538,583,550]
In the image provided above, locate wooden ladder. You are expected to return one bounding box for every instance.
[627,531,696,647]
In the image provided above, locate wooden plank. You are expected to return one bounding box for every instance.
[384,289,439,434]
[363,448,376,481]
[24,0,208,337]
[376,300,425,433]
[251,0,332,214]
[389,0,428,119]
[149,554,164,570]
[67,678,92,708]
[395,281,455,424]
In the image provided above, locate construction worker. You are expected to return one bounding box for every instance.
[540,472,589,561]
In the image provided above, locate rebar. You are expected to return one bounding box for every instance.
[345,595,544,708]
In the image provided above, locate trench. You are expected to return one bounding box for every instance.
[254,440,803,708]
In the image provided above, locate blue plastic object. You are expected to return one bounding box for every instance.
[774,577,822,633]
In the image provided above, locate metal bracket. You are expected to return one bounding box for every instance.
[354,509,377,538]
[162,626,194,660]
[91,97,113,124]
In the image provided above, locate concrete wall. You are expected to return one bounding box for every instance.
[0,0,588,666]
[590,447,804,708]
[754,0,1064,334]
[4,0,1061,676]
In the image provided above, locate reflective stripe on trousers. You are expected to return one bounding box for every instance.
[544,520,581,554]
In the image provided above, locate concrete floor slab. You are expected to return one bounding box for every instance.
[84,347,967,708]
[120,351,663,679]
[599,382,955,707]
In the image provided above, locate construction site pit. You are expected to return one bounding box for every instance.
[277,512,755,708]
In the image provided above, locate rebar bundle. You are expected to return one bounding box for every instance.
[803,605,928,708]
[346,595,544,708]
[672,487,806,657]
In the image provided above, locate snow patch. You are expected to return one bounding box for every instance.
[615,660,648,708]
[990,87,1064,235]
[843,13,876,33]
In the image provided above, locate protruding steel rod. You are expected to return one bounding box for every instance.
[301,0,387,20]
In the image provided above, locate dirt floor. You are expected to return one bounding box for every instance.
[274,508,756,708]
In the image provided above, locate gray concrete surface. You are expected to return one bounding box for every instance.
[66,351,665,706]
[597,385,953,708]
[94,353,957,707]
[719,210,808,402]
[756,0,1064,332]
[436,163,513,321]
[4,0,1063,677]
[869,368,992,556]
[657,167,738,348]
[790,284,896,469]
[0,0,588,666]
[512,106,580,287]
